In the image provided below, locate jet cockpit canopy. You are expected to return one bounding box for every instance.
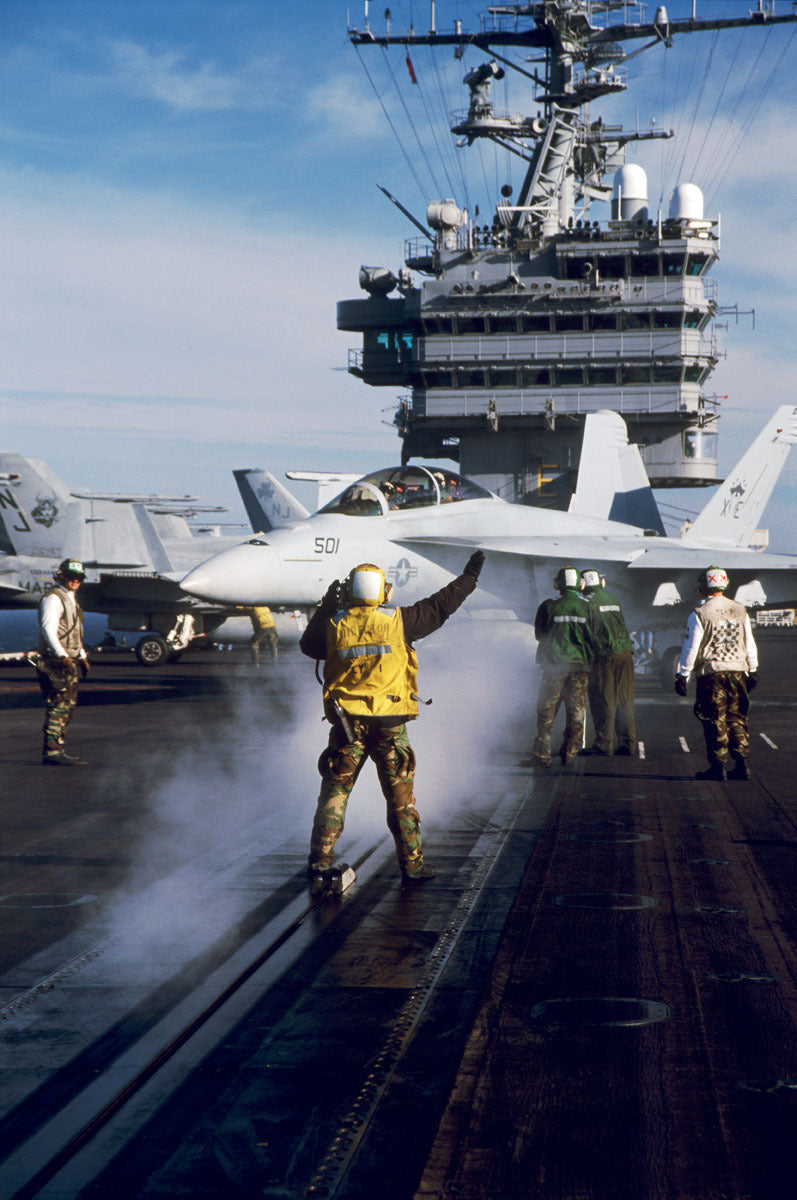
[319,466,493,517]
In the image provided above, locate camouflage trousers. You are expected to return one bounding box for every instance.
[532,670,589,764]
[588,651,636,754]
[310,719,423,874]
[250,628,278,664]
[36,657,80,754]
[694,672,751,766]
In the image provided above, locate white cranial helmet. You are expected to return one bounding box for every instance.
[347,563,387,606]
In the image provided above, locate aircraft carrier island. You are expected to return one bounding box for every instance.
[338,0,797,509]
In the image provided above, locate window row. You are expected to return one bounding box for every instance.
[562,252,711,280]
[417,362,710,388]
[418,309,707,336]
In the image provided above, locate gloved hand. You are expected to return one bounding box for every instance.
[320,579,342,610]
[464,550,485,580]
[674,674,688,697]
[79,658,90,680]
[747,672,758,691]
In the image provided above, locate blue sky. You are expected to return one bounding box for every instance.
[1,0,796,544]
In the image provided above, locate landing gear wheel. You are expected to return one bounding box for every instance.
[135,634,169,667]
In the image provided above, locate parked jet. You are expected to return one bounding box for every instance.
[181,407,797,674]
[0,454,307,663]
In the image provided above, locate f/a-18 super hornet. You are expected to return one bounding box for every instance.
[181,405,797,676]
[0,453,307,663]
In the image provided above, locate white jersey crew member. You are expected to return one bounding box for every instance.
[675,566,758,781]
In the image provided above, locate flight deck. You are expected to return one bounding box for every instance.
[0,636,795,1198]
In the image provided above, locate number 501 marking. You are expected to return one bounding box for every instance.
[314,537,340,555]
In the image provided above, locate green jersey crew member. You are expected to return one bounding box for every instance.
[300,552,484,883]
[532,565,596,768]
[580,568,636,756]
[35,558,90,766]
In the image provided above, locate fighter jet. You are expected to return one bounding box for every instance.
[0,454,307,663]
[180,406,797,673]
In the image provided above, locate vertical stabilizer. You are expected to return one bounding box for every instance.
[568,411,665,534]
[684,406,797,546]
[233,470,310,532]
[0,453,73,557]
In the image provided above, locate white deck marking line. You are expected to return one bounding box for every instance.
[760,732,779,750]
[679,737,690,753]
[638,741,646,760]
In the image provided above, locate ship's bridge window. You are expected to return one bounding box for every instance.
[683,430,717,460]
[631,254,658,278]
[588,366,617,386]
[554,314,584,332]
[423,316,454,335]
[520,314,551,333]
[520,367,551,386]
[489,314,518,334]
[654,311,682,329]
[557,367,584,385]
[488,366,517,387]
[370,331,414,357]
[662,254,685,276]
[596,255,626,279]
[652,364,682,383]
[684,364,703,383]
[619,364,651,384]
[621,311,651,330]
[456,316,486,335]
[686,254,709,276]
[683,310,703,329]
[588,312,617,331]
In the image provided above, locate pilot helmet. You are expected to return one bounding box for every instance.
[347,563,387,606]
[56,558,86,582]
[554,565,580,592]
[699,565,729,594]
[581,568,601,591]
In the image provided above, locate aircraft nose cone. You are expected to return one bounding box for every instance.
[181,542,279,605]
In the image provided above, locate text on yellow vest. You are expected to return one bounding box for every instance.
[323,605,419,718]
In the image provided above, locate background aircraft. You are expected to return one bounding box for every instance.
[0,453,307,663]
[181,407,797,678]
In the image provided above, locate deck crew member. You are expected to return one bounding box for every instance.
[532,566,596,768]
[580,568,636,756]
[675,566,758,781]
[248,605,278,664]
[300,552,484,883]
[35,558,90,766]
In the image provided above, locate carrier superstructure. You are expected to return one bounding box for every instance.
[338,1,797,507]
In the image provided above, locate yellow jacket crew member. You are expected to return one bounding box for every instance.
[675,566,758,781]
[35,558,90,766]
[300,552,484,883]
[248,605,278,664]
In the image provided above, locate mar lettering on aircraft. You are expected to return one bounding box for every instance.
[388,557,419,588]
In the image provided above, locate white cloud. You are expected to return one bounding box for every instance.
[107,40,273,113]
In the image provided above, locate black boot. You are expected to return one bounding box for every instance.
[695,762,727,781]
[728,756,752,781]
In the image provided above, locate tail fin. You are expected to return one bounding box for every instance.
[0,453,72,557]
[568,410,665,534]
[684,405,797,547]
[233,469,310,532]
